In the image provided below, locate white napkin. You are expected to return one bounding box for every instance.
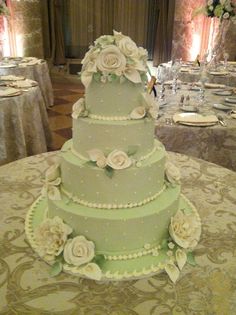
[0,75,25,81]
[0,64,16,68]
[19,59,42,66]
[173,113,218,124]
[209,71,229,76]
[0,88,21,96]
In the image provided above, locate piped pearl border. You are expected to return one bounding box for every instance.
[88,113,131,121]
[25,193,201,281]
[61,185,166,209]
[70,144,157,164]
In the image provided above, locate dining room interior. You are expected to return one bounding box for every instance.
[0,0,236,314]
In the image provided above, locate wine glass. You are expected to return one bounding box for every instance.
[156,65,169,105]
[198,66,208,105]
[223,52,229,70]
[171,59,182,94]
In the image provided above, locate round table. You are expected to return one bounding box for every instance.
[0,152,236,314]
[0,86,52,165]
[0,60,54,108]
[155,85,236,171]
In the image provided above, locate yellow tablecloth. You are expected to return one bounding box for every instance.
[0,152,236,314]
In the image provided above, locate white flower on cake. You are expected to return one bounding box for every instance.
[80,262,102,280]
[141,92,159,119]
[165,162,181,185]
[34,216,72,261]
[41,164,62,200]
[63,235,95,266]
[72,98,86,119]
[94,35,114,48]
[169,210,201,249]
[96,46,126,74]
[164,262,180,284]
[117,36,139,59]
[87,149,107,168]
[175,248,187,270]
[130,106,146,119]
[106,150,132,170]
[80,30,148,87]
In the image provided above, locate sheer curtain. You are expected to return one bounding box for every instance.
[153,0,175,66]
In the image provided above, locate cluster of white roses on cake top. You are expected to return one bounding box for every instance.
[34,216,102,280]
[81,30,148,87]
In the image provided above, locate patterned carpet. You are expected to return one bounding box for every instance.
[48,77,84,151]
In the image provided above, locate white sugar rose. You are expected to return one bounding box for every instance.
[96,46,126,74]
[63,235,95,266]
[117,36,139,58]
[106,150,132,170]
[169,210,201,249]
[223,12,230,19]
[96,155,107,168]
[81,262,102,280]
[34,216,72,260]
[94,35,114,48]
[138,47,148,60]
[165,162,181,184]
[130,106,146,119]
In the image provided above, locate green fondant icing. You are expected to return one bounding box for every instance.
[85,80,145,116]
[60,140,166,205]
[72,117,155,159]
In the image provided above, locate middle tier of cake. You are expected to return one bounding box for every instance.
[60,139,166,208]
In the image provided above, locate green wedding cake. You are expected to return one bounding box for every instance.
[25,31,201,283]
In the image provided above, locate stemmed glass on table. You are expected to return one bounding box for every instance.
[156,65,169,106]
[198,65,208,106]
[171,59,182,94]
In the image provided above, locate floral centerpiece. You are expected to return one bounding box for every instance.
[193,0,236,21]
[0,0,9,16]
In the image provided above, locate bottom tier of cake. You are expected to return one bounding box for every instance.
[25,188,201,281]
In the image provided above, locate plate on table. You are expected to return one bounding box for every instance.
[213,89,232,96]
[209,71,229,76]
[0,87,21,97]
[189,85,201,91]
[173,112,218,127]
[204,83,226,89]
[180,105,198,112]
[0,64,17,68]
[225,97,236,104]
[213,103,233,111]
[0,75,25,81]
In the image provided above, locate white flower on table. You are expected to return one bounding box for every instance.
[169,210,201,249]
[41,164,61,200]
[63,235,95,266]
[72,98,86,119]
[96,45,126,75]
[34,216,72,261]
[165,162,181,185]
[107,150,132,170]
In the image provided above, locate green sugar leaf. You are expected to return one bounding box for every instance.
[105,166,114,178]
[50,261,63,277]
[94,72,101,82]
[127,145,139,156]
[187,252,197,266]
[111,74,117,81]
[93,254,105,267]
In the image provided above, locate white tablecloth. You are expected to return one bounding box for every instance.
[0,61,54,108]
[0,86,52,165]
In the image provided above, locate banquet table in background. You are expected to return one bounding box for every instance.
[159,62,236,87]
[155,85,236,171]
[0,151,236,314]
[0,58,54,108]
[0,86,52,165]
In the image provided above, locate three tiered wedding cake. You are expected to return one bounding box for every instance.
[25,31,201,283]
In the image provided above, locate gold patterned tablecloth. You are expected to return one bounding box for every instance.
[155,86,236,171]
[0,87,52,165]
[0,152,236,315]
[0,61,54,108]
